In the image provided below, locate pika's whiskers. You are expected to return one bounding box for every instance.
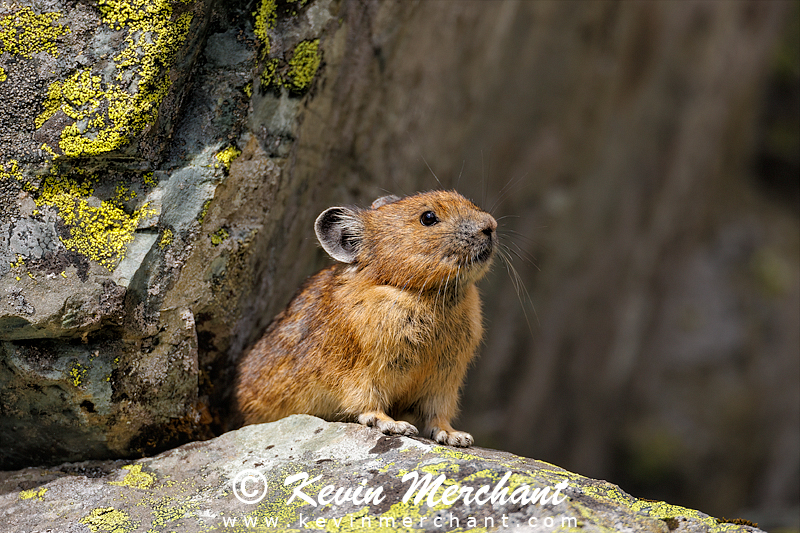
[497,246,538,335]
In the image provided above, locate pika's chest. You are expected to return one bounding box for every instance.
[355,288,480,363]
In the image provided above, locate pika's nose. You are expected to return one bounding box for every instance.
[481,216,497,237]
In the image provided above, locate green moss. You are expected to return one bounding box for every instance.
[80,507,135,533]
[285,39,321,93]
[0,7,70,58]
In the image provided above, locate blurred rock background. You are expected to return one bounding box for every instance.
[0,0,797,530]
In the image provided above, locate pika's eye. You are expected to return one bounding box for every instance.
[420,211,439,226]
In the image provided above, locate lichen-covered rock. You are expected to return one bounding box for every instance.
[0,0,211,335]
[0,0,220,469]
[0,416,766,533]
[0,1,795,526]
[0,0,336,469]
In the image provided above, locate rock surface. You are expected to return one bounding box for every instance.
[1,0,333,468]
[0,0,796,525]
[0,416,766,533]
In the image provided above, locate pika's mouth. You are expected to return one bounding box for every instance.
[473,243,494,264]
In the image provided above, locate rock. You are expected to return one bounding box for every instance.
[0,416,765,533]
[0,0,218,468]
[0,0,796,525]
[0,0,332,469]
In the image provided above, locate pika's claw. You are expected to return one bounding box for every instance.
[358,413,418,436]
[431,428,474,447]
[379,420,418,436]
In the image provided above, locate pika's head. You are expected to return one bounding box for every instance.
[315,190,497,290]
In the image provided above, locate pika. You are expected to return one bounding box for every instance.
[234,190,497,446]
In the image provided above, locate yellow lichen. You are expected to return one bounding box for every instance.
[253,0,277,57]
[215,146,241,171]
[197,199,211,224]
[35,81,63,129]
[9,254,25,269]
[260,57,279,89]
[19,487,47,501]
[142,171,157,187]
[159,228,173,249]
[630,499,750,533]
[285,39,321,93]
[210,227,229,246]
[2,158,37,193]
[0,7,70,59]
[0,66,6,82]
[80,507,135,533]
[0,159,22,182]
[41,143,58,159]
[33,170,156,270]
[31,0,195,157]
[109,464,156,490]
[431,446,481,462]
[147,495,198,532]
[114,184,137,202]
[751,247,792,297]
[69,362,88,387]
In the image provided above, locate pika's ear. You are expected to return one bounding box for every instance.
[315,207,362,263]
[371,195,401,209]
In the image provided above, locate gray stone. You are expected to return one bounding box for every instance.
[0,416,766,533]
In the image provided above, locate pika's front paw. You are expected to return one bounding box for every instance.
[379,419,418,436]
[431,428,474,447]
[358,413,419,436]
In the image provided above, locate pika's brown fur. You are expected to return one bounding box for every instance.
[234,190,497,446]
